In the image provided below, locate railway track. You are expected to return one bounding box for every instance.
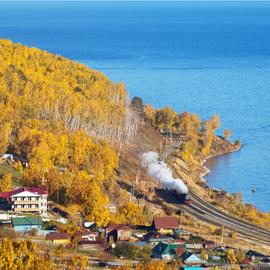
[176,202,270,245]
[159,138,182,161]
[159,138,270,245]
[189,191,270,236]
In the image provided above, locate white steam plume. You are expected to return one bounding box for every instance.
[141,151,188,194]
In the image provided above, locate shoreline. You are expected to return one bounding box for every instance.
[200,143,242,183]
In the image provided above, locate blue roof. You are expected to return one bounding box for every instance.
[133,241,148,247]
[149,237,171,242]
[184,254,203,264]
[175,229,189,234]
[184,267,202,270]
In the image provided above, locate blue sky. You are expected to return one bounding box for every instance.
[1,0,268,1]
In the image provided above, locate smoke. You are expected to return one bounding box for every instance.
[141,151,188,194]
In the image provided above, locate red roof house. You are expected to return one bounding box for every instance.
[152,217,179,232]
[106,224,132,242]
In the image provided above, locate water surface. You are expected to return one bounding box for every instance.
[1,1,270,211]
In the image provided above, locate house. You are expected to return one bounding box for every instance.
[0,192,11,211]
[240,258,252,266]
[76,226,98,241]
[144,231,173,245]
[133,241,149,248]
[148,236,173,245]
[152,242,186,260]
[152,216,179,234]
[106,224,132,242]
[78,240,107,251]
[186,243,204,252]
[0,187,48,215]
[46,232,70,245]
[106,203,117,214]
[11,216,43,233]
[174,229,190,240]
[209,255,221,263]
[246,250,267,262]
[1,154,14,163]
[181,251,204,265]
[202,240,216,249]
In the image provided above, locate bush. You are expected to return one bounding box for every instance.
[235,140,241,147]
[110,242,139,260]
[228,231,237,239]
[213,228,222,236]
[0,228,17,240]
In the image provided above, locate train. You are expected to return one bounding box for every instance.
[170,189,191,205]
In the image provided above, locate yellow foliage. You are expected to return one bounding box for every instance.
[84,180,110,227]
[115,261,171,270]
[226,249,238,265]
[0,40,124,219]
[0,239,36,270]
[117,202,144,225]
[1,173,12,192]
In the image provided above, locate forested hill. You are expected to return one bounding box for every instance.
[0,39,138,151]
[0,39,139,226]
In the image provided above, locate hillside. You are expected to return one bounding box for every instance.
[0,39,140,226]
[0,39,138,148]
[1,39,269,241]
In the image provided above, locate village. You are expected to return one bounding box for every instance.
[0,155,268,270]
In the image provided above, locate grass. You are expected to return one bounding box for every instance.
[0,162,22,186]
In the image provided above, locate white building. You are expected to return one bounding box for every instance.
[0,187,48,215]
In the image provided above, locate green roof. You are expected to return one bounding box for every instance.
[152,243,186,256]
[12,216,43,226]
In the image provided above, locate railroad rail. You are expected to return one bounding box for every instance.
[159,138,270,245]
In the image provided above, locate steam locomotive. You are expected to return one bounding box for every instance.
[170,189,191,205]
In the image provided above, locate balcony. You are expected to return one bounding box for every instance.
[13,201,40,205]
[14,207,40,212]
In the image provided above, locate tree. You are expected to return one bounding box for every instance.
[131,96,144,116]
[1,174,12,192]
[154,106,178,132]
[112,242,139,260]
[136,261,172,270]
[0,239,36,270]
[226,249,238,265]
[224,129,232,140]
[67,254,88,270]
[200,249,208,260]
[0,123,11,155]
[144,104,155,124]
[118,202,142,224]
[84,181,110,227]
[211,114,221,130]
[236,249,245,264]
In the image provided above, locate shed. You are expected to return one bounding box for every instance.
[78,240,106,250]
[11,216,43,232]
[46,232,70,245]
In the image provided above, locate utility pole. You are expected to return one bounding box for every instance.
[135,169,140,186]
[180,210,184,228]
[220,225,224,246]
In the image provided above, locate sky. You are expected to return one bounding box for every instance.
[0,0,269,2]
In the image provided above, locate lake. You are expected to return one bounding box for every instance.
[1,1,270,211]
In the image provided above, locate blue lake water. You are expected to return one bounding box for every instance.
[1,1,270,211]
